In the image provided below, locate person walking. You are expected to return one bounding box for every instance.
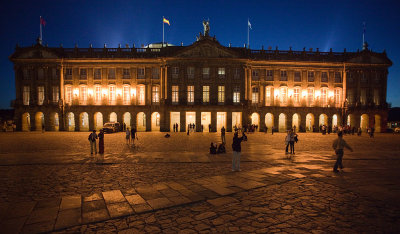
[332,131,353,172]
[131,127,137,146]
[232,132,244,172]
[126,127,131,144]
[221,126,226,144]
[88,130,98,154]
[285,130,291,154]
[98,129,104,154]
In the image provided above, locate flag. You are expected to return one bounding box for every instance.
[248,19,252,30]
[40,17,46,26]
[163,17,170,26]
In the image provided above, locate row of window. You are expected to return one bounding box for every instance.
[347,89,381,106]
[65,67,157,80]
[251,70,342,83]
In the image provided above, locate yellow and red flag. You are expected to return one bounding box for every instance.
[163,17,170,26]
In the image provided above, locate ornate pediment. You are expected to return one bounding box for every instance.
[174,38,238,58]
[11,45,60,60]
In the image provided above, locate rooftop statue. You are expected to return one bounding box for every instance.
[203,20,210,36]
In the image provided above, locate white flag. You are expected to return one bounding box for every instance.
[248,19,252,30]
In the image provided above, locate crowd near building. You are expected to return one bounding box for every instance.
[10,29,392,133]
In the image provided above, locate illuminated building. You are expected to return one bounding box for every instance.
[10,34,392,132]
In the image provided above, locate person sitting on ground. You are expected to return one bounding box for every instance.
[217,142,226,154]
[210,142,217,154]
[164,133,170,138]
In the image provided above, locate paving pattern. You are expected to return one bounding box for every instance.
[0,132,399,233]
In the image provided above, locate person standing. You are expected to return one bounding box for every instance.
[232,132,244,172]
[208,124,211,132]
[332,131,353,172]
[88,130,98,154]
[290,130,297,154]
[131,127,137,146]
[285,130,291,154]
[126,127,131,144]
[221,126,226,144]
[98,129,104,154]
[271,126,274,135]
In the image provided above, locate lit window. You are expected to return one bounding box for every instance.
[321,72,328,82]
[321,88,327,106]
[123,68,130,79]
[266,70,273,81]
[152,86,160,103]
[202,67,209,78]
[187,67,195,79]
[252,87,259,104]
[172,67,179,79]
[172,86,179,104]
[52,86,59,103]
[187,86,194,104]
[80,86,88,105]
[233,86,240,104]
[293,87,300,104]
[265,86,271,106]
[152,68,160,79]
[373,89,380,105]
[108,68,116,79]
[218,67,225,78]
[280,71,287,81]
[308,71,314,82]
[94,69,101,80]
[38,86,44,105]
[123,86,130,105]
[80,69,87,80]
[294,71,301,82]
[280,87,287,105]
[138,86,145,105]
[307,87,314,106]
[95,86,101,104]
[203,86,209,103]
[23,86,30,105]
[334,89,341,107]
[109,86,116,105]
[65,86,72,104]
[252,69,259,80]
[137,68,145,79]
[218,86,225,103]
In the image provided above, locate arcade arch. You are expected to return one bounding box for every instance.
[137,112,146,132]
[22,112,30,131]
[306,113,315,132]
[79,112,89,131]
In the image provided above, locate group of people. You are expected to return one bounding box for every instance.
[125,127,138,145]
[172,123,179,132]
[209,142,226,154]
[88,129,104,155]
[285,129,298,155]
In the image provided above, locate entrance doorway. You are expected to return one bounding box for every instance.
[186,112,196,131]
[217,112,226,132]
[137,112,146,132]
[250,112,260,131]
[232,112,242,131]
[201,112,211,132]
[94,112,103,131]
[151,112,160,132]
[170,112,180,132]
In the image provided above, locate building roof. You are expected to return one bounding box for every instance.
[10,35,392,66]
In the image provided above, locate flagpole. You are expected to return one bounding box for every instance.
[247,18,249,49]
[162,16,164,48]
[362,22,365,46]
[40,16,42,41]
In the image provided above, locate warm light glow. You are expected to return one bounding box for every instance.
[102,88,107,96]
[328,91,334,98]
[302,90,307,97]
[88,88,93,97]
[315,90,321,98]
[73,88,79,96]
[288,89,294,97]
[131,88,136,97]
[116,88,122,96]
[274,89,280,97]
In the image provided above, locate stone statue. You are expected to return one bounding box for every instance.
[203,20,210,36]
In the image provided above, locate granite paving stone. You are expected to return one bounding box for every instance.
[106,202,134,218]
[60,195,81,210]
[54,208,81,230]
[102,190,125,204]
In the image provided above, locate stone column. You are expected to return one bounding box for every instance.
[146,111,151,131]
[74,112,80,132]
[211,111,217,132]
[30,112,35,131]
[287,112,292,131]
[180,111,186,132]
[226,111,232,132]
[196,111,201,132]
[259,111,266,132]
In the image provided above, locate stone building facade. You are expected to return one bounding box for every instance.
[10,34,392,133]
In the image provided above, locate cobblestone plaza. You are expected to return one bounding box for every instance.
[0,132,399,233]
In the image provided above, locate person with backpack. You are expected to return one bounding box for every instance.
[88,130,98,154]
[332,131,353,172]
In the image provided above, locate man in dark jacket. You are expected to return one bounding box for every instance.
[232,132,244,171]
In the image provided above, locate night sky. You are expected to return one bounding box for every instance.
[1,0,399,109]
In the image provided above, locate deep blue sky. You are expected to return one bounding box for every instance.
[1,0,399,108]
